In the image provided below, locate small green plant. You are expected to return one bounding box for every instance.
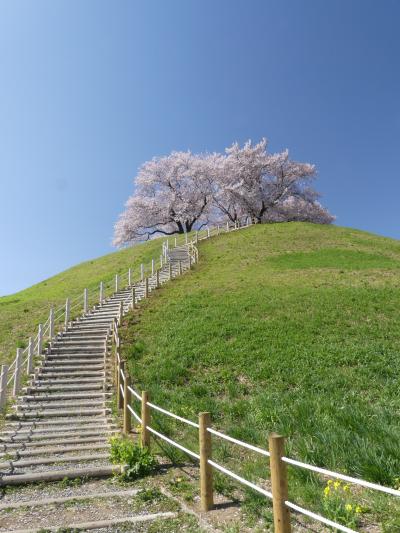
[322,480,364,529]
[109,435,157,481]
[137,487,163,502]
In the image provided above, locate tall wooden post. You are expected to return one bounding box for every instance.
[131,287,136,309]
[37,323,43,355]
[115,274,119,293]
[199,412,214,511]
[27,337,34,374]
[65,298,70,328]
[151,259,155,276]
[226,221,229,232]
[49,308,54,339]
[269,433,291,533]
[100,281,104,305]
[168,261,172,280]
[128,268,131,286]
[144,277,149,298]
[141,391,150,448]
[156,269,160,289]
[174,236,177,247]
[118,301,123,324]
[118,360,125,409]
[123,374,132,435]
[13,348,22,396]
[0,365,9,410]
[84,288,88,314]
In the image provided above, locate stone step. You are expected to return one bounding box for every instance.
[35,370,105,378]
[31,377,104,385]
[1,423,115,437]
[1,434,116,449]
[0,487,139,511]
[0,464,120,486]
[4,512,178,532]
[6,407,110,419]
[20,392,110,402]
[0,429,115,446]
[43,359,104,367]
[0,442,110,459]
[0,452,110,469]
[15,399,106,411]
[46,353,106,360]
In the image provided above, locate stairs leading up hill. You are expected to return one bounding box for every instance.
[0,245,197,532]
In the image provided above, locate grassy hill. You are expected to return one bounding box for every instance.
[0,237,166,365]
[119,222,400,530]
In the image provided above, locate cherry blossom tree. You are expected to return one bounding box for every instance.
[113,151,213,246]
[213,140,333,225]
[113,138,334,247]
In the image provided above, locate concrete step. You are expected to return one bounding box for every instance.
[20,392,110,402]
[0,464,120,486]
[6,407,110,419]
[0,452,110,469]
[0,442,110,459]
[36,370,105,378]
[0,429,119,444]
[31,377,104,385]
[43,359,104,366]
[15,399,106,411]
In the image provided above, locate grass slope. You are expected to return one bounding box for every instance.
[0,237,166,365]
[120,223,400,529]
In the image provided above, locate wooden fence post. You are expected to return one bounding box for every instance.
[207,228,210,238]
[65,298,70,329]
[100,281,104,305]
[37,323,43,355]
[199,412,214,511]
[0,365,8,411]
[185,232,188,244]
[49,308,54,339]
[84,288,88,314]
[115,274,119,293]
[156,269,160,289]
[118,360,125,409]
[13,348,22,396]
[123,374,132,435]
[141,391,150,448]
[269,433,291,533]
[174,236,177,247]
[144,277,149,298]
[131,287,136,309]
[226,221,229,232]
[119,301,123,324]
[151,259,155,276]
[27,337,34,374]
[168,261,172,280]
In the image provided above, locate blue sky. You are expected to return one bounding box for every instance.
[0,0,399,295]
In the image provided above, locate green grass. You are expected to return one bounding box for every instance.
[119,222,400,529]
[0,235,177,365]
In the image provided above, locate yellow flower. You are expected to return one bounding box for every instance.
[345,504,353,512]
[324,486,330,497]
[343,484,350,492]
[355,506,362,514]
[327,480,333,486]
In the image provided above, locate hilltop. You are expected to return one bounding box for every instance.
[119,222,400,529]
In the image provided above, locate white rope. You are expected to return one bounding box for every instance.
[146,426,200,460]
[127,385,141,401]
[282,456,400,498]
[120,384,124,398]
[147,402,199,428]
[285,501,357,533]
[208,459,273,499]
[120,368,125,380]
[127,404,142,423]
[207,428,270,457]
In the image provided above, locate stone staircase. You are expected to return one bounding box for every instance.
[0,245,198,532]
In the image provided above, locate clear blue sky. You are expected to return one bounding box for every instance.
[0,0,399,296]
